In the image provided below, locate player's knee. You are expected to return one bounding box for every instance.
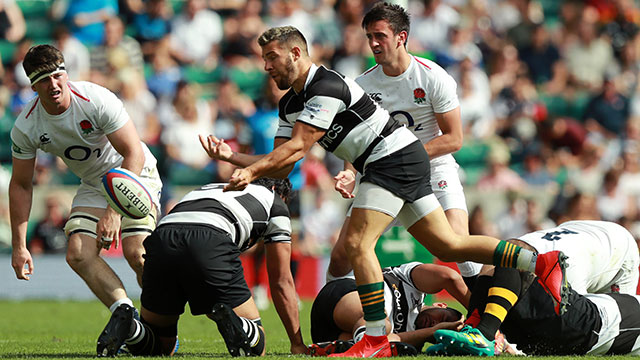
[65,243,92,270]
[122,245,145,272]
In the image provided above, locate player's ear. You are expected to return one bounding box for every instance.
[291,46,301,60]
[398,31,408,47]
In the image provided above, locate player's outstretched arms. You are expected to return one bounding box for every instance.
[199,134,267,167]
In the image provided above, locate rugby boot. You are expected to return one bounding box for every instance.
[210,303,253,357]
[306,340,354,356]
[435,326,495,356]
[328,334,391,357]
[97,304,136,357]
[535,250,570,315]
[389,341,417,356]
[424,343,448,356]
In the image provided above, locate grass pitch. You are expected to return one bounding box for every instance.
[0,300,635,359]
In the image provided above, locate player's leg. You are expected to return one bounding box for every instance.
[120,210,157,286]
[402,197,569,315]
[327,216,353,281]
[65,206,133,309]
[208,298,266,356]
[431,164,482,286]
[330,183,399,358]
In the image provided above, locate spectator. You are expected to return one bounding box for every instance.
[521,151,556,189]
[0,0,25,43]
[619,142,640,197]
[565,142,606,195]
[411,0,460,53]
[132,0,173,54]
[169,0,223,67]
[145,36,182,101]
[583,76,630,139]
[28,194,69,254]
[330,23,368,79]
[117,68,161,146]
[597,169,634,222]
[90,16,144,89]
[53,24,90,81]
[564,16,615,90]
[468,205,499,238]
[267,0,315,54]
[61,0,118,46]
[476,142,526,192]
[160,81,216,173]
[540,116,588,158]
[519,24,561,85]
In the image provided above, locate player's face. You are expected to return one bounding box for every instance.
[262,41,296,90]
[31,71,70,114]
[365,20,406,66]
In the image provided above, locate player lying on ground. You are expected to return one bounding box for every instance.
[307,262,469,356]
[428,220,640,356]
[96,178,306,357]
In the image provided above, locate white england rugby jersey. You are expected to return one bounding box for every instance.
[158,183,291,252]
[10,81,156,188]
[275,64,417,173]
[356,56,459,167]
[517,220,639,294]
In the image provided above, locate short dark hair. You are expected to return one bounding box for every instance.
[362,2,411,38]
[23,45,65,79]
[414,307,463,329]
[257,26,308,55]
[252,177,293,203]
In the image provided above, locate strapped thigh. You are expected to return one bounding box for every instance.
[121,211,157,239]
[64,211,99,239]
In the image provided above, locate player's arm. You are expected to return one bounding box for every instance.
[225,122,324,191]
[199,136,295,178]
[411,263,470,308]
[100,119,146,248]
[392,316,464,348]
[107,119,145,175]
[265,241,306,354]
[9,156,36,280]
[424,107,463,159]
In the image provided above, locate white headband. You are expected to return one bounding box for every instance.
[28,63,66,85]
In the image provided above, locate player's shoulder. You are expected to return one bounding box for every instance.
[68,81,112,100]
[356,64,381,82]
[15,95,40,123]
[306,65,348,97]
[410,55,451,77]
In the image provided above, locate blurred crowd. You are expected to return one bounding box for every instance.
[1,0,640,256]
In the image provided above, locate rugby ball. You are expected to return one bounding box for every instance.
[101,168,153,219]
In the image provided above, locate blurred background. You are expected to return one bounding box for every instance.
[2,0,640,302]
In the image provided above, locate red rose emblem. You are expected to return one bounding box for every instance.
[413,88,426,104]
[80,120,94,134]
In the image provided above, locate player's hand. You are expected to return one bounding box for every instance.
[11,247,33,280]
[199,134,233,161]
[433,318,465,332]
[96,207,122,250]
[334,170,356,199]
[225,168,253,192]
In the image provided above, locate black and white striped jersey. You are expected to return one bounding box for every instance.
[586,293,640,355]
[275,64,419,173]
[157,183,291,251]
[382,262,425,334]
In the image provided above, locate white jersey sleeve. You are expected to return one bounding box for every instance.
[10,121,38,159]
[87,82,130,134]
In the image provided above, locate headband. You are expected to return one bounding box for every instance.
[28,63,66,85]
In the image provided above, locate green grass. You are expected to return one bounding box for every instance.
[0,300,637,359]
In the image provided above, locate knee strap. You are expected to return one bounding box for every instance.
[64,212,99,239]
[121,211,157,239]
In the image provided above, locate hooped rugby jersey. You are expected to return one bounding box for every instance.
[382,262,425,334]
[356,56,459,167]
[275,64,418,173]
[586,293,640,355]
[158,183,291,251]
[516,220,639,294]
[11,81,157,188]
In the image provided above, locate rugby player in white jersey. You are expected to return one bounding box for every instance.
[327,1,482,287]
[9,45,162,316]
[200,26,568,357]
[428,220,640,356]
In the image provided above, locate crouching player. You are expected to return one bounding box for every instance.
[96,178,306,356]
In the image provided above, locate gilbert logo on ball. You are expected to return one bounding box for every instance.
[101,168,152,219]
